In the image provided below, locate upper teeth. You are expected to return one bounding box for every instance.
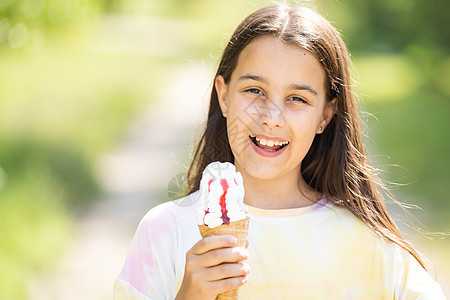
[250,135,289,146]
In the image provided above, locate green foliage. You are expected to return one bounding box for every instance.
[0,139,97,206]
[0,0,99,26]
[318,0,450,54]
[354,54,450,226]
[354,55,421,99]
[0,163,73,299]
[0,15,172,297]
[0,0,101,51]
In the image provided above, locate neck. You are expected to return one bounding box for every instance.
[239,167,320,210]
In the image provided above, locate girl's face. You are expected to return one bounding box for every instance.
[215,35,336,182]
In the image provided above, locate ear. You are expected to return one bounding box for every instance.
[215,75,228,118]
[317,97,337,134]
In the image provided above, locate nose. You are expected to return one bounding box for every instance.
[258,99,284,129]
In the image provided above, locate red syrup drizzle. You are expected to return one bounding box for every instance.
[219,178,230,224]
[204,178,230,224]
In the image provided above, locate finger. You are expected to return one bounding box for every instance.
[191,235,237,255]
[206,262,250,282]
[199,247,249,267]
[245,239,249,249]
[208,275,249,294]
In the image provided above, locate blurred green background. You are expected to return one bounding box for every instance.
[0,0,448,299]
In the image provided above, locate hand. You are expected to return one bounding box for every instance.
[175,235,250,300]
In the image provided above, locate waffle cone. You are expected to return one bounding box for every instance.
[198,218,249,300]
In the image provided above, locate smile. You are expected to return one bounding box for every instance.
[249,134,289,152]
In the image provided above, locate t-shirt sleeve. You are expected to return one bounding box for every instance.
[401,254,446,300]
[390,244,446,300]
[114,203,178,300]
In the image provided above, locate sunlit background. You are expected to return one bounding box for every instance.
[0,0,449,299]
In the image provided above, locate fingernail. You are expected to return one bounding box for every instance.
[244,263,251,274]
[241,248,249,259]
[229,236,237,245]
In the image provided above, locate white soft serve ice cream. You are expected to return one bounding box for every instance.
[197,161,248,228]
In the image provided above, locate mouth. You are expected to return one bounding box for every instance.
[249,134,289,152]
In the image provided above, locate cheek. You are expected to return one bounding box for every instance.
[226,95,256,130]
[228,93,251,115]
[286,110,321,145]
[287,108,321,130]
[226,111,251,153]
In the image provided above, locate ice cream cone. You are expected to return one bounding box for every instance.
[198,218,249,300]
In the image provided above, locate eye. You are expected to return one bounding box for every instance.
[287,96,308,104]
[245,88,264,96]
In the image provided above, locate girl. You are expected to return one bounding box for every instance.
[114,4,445,299]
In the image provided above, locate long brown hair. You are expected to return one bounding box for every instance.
[183,4,426,269]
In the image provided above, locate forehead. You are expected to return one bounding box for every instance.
[231,35,327,95]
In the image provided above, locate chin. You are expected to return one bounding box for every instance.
[237,159,289,181]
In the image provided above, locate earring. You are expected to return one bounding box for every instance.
[222,111,227,118]
[319,126,323,131]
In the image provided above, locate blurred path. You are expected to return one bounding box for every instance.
[28,60,213,299]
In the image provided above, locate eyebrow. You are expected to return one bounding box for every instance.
[287,83,318,96]
[237,74,318,96]
[237,74,269,85]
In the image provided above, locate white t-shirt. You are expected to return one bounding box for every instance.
[114,191,445,299]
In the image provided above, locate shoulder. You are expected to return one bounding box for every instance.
[320,202,377,238]
[132,191,201,249]
[324,203,445,298]
[318,202,402,259]
[139,191,200,229]
[116,193,201,299]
